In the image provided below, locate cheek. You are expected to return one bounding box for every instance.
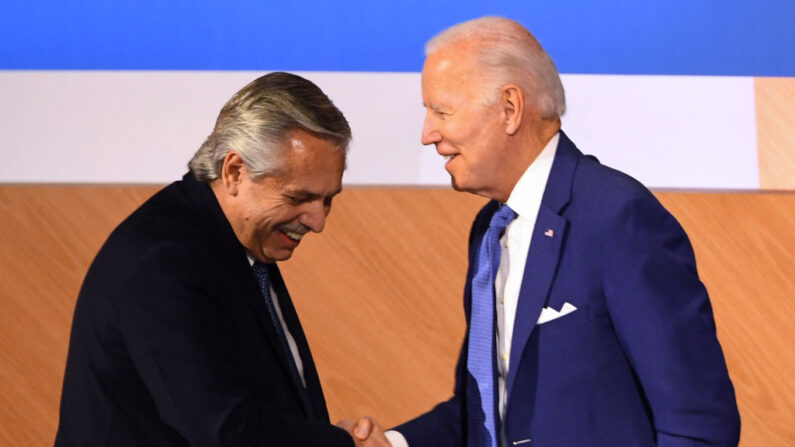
[449,118,486,151]
[471,122,503,160]
[260,204,302,229]
[444,122,470,146]
[241,204,275,236]
[463,135,491,166]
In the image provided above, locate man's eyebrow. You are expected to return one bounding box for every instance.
[286,188,342,199]
[424,102,451,113]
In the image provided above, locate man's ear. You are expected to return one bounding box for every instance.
[501,84,524,135]
[220,151,246,196]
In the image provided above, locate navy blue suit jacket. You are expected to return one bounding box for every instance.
[397,132,740,446]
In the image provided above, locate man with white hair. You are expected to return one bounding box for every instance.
[352,16,740,447]
[56,72,375,446]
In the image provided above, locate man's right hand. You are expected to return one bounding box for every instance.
[336,416,392,446]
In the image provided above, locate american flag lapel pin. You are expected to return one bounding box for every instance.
[544,229,554,238]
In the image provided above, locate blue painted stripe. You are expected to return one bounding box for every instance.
[1,0,793,76]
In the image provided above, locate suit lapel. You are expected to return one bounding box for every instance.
[222,245,318,421]
[238,264,291,374]
[505,207,567,396]
[180,173,318,419]
[505,132,579,398]
[179,173,292,367]
[266,263,329,422]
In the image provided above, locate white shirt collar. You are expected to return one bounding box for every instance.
[505,132,559,219]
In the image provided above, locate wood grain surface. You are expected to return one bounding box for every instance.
[756,77,795,190]
[0,185,792,445]
[656,191,795,446]
[0,185,160,445]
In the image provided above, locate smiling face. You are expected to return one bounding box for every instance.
[214,130,345,263]
[421,42,515,200]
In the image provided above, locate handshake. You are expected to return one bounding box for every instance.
[336,416,394,447]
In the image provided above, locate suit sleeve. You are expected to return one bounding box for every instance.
[118,242,353,447]
[602,193,740,446]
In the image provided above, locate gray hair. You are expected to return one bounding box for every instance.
[189,72,352,181]
[426,16,566,119]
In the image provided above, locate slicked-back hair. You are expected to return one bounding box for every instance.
[426,16,566,120]
[189,72,351,181]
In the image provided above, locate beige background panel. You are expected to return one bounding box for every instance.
[279,189,486,425]
[0,185,160,445]
[657,192,795,446]
[756,77,795,190]
[0,186,793,445]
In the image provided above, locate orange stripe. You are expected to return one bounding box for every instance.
[756,77,795,190]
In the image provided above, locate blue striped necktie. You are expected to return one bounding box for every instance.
[252,261,314,420]
[467,204,516,447]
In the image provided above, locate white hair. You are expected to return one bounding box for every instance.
[189,72,351,182]
[426,16,566,119]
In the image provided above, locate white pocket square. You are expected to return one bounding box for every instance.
[537,302,578,325]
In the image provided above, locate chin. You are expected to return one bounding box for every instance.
[450,177,473,194]
[265,248,295,262]
[450,175,463,190]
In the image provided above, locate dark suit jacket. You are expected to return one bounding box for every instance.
[397,132,740,446]
[55,173,353,446]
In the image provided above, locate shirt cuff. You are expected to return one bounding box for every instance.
[385,430,409,447]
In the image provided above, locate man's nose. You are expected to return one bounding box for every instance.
[298,202,328,233]
[421,113,441,146]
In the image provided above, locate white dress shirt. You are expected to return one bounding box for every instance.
[388,133,559,447]
[247,254,306,386]
[496,132,557,421]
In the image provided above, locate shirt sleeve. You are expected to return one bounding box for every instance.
[385,430,410,447]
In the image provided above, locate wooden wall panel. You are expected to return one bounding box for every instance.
[656,192,795,446]
[0,186,792,445]
[756,77,795,190]
[0,186,160,445]
[279,189,486,426]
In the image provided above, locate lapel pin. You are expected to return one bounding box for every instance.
[544,229,554,238]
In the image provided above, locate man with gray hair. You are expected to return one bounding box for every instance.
[352,16,740,447]
[55,72,368,446]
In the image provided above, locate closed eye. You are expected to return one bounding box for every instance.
[426,102,453,116]
[285,194,307,205]
[285,191,338,208]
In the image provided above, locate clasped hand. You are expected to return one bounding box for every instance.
[336,416,391,446]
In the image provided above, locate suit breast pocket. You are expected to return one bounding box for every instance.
[534,303,591,340]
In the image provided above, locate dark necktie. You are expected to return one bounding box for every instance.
[467,204,516,447]
[252,261,314,420]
